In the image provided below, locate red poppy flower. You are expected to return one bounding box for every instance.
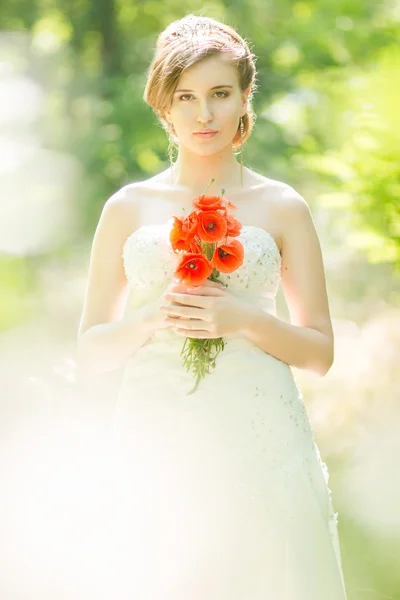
[225,213,242,237]
[170,213,199,252]
[182,212,199,239]
[212,239,244,273]
[175,252,214,285]
[189,238,203,253]
[222,199,238,212]
[196,210,228,243]
[169,216,186,252]
[192,195,226,212]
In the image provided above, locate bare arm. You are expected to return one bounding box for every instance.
[78,301,163,376]
[77,190,163,376]
[240,188,334,376]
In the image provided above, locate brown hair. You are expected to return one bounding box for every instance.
[143,14,258,151]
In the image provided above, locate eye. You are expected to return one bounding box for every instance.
[178,90,229,101]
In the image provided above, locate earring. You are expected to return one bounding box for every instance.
[168,136,174,183]
[167,123,176,183]
[239,116,245,186]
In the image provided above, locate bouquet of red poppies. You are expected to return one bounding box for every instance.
[169,179,244,395]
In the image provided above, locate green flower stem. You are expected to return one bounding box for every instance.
[201,241,215,261]
[180,336,226,396]
[209,267,227,287]
[199,240,227,287]
[181,234,228,395]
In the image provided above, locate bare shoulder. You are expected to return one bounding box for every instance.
[105,180,146,213]
[242,169,304,206]
[248,171,305,205]
[257,177,323,271]
[242,170,311,251]
[273,182,312,234]
[107,170,172,206]
[263,179,315,255]
[102,177,156,228]
[273,181,309,212]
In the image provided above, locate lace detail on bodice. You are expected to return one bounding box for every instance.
[122,220,281,311]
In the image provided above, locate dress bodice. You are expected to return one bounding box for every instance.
[122,220,281,313]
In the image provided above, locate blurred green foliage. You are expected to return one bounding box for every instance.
[2,0,399,248]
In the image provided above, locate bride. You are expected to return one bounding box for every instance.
[78,14,348,600]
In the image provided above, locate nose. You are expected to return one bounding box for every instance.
[196,100,213,125]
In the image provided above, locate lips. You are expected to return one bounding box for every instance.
[193,130,219,139]
[194,129,218,134]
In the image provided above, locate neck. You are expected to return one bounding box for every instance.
[171,144,243,196]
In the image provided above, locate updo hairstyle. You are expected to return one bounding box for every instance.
[143,15,258,150]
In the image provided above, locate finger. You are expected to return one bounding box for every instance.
[165,317,210,331]
[185,286,225,297]
[169,282,191,293]
[163,306,208,320]
[190,280,226,290]
[164,292,214,308]
[174,328,213,339]
[173,278,221,288]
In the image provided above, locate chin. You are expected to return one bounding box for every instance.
[186,138,233,158]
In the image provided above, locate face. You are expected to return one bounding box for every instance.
[165,53,249,156]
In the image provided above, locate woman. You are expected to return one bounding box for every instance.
[78,14,348,600]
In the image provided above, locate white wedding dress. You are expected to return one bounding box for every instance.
[107,220,348,600]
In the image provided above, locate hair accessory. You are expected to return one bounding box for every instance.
[166,18,238,46]
[169,20,213,41]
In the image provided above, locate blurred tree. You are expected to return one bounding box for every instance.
[1,0,398,258]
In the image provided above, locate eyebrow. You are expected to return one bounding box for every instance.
[174,85,233,93]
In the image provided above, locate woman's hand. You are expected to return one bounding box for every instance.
[160,279,252,339]
[152,279,197,331]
